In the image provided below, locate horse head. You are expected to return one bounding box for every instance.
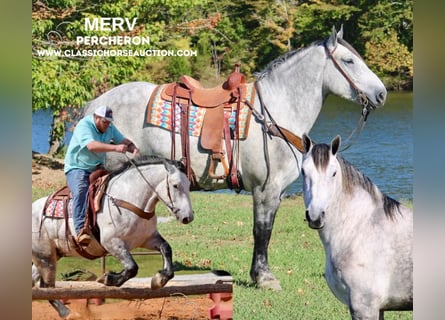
[324,25,387,109]
[162,160,194,224]
[302,134,341,229]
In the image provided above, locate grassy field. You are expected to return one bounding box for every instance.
[32,188,412,319]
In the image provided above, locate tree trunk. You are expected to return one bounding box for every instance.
[47,114,64,156]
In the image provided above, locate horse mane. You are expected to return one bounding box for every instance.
[310,143,401,220]
[109,155,186,178]
[337,156,402,220]
[254,40,323,80]
[255,36,363,81]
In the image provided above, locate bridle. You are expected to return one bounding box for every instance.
[105,156,176,219]
[323,40,376,151]
[126,156,176,212]
[244,39,378,187]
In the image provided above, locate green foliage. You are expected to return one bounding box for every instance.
[32,0,413,152]
[166,56,191,82]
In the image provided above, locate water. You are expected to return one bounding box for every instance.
[32,92,413,200]
[288,92,413,201]
[32,108,53,154]
[32,109,73,154]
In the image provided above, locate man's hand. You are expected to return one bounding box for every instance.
[114,144,128,153]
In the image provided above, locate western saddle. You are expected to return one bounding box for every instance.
[155,63,252,192]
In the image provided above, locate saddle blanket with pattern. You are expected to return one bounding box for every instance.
[44,198,73,219]
[145,82,255,139]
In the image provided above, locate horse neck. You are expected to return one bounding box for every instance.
[109,165,166,208]
[256,44,326,133]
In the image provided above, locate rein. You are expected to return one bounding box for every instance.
[106,155,175,219]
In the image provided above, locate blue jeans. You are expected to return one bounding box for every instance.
[66,169,91,234]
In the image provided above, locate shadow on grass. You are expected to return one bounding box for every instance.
[173,261,212,273]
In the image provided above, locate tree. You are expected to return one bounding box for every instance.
[32,0,413,155]
[357,0,413,90]
[32,0,205,155]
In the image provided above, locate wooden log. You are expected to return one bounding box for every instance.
[32,273,232,301]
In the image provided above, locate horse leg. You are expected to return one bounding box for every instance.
[33,254,77,319]
[143,233,174,289]
[250,185,282,291]
[32,263,40,287]
[97,245,138,287]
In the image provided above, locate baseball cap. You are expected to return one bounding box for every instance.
[94,105,113,122]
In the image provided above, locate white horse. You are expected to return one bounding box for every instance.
[82,26,387,290]
[301,134,413,319]
[32,156,194,319]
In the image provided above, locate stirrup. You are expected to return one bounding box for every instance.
[77,233,91,246]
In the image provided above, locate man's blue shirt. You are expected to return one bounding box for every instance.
[64,115,125,173]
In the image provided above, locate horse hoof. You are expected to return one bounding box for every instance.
[258,279,282,291]
[151,272,169,290]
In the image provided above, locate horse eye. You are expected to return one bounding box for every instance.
[173,184,179,189]
[332,171,337,177]
[343,58,354,65]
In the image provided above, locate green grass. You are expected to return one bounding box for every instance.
[33,188,412,319]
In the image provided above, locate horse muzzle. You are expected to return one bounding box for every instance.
[175,209,194,224]
[305,210,325,229]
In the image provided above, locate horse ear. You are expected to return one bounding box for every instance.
[331,135,341,156]
[326,26,338,49]
[302,133,312,153]
[337,24,344,39]
[163,160,176,174]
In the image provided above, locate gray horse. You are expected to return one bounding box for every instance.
[301,134,413,319]
[32,156,194,319]
[82,26,387,290]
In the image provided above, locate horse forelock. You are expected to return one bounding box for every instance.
[311,143,330,171]
[337,156,402,219]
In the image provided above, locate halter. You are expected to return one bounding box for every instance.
[244,40,378,187]
[324,40,375,151]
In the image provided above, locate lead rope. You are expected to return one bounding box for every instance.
[339,105,369,152]
[323,40,375,151]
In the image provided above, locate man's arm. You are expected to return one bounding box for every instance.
[86,140,128,153]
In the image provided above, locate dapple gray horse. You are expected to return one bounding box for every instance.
[82,26,387,290]
[32,156,194,319]
[301,134,412,319]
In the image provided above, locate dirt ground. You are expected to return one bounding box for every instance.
[32,296,215,320]
[32,153,66,190]
[32,154,223,320]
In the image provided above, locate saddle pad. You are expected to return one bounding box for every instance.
[44,198,73,219]
[145,83,255,139]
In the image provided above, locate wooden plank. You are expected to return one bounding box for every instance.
[32,273,233,300]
